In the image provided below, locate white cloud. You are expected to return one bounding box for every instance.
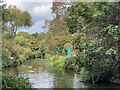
[31,4,52,17]
[5,0,52,5]
[18,20,48,34]
[4,0,53,34]
[4,0,20,8]
[5,0,53,20]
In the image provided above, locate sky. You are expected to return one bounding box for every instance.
[4,0,54,34]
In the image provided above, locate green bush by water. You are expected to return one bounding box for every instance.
[2,74,32,89]
[46,55,81,71]
[64,56,81,71]
[53,56,66,67]
[46,54,59,62]
[79,67,91,82]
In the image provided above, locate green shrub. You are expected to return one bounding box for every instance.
[64,56,81,71]
[25,52,35,60]
[53,56,66,67]
[15,36,29,47]
[2,74,32,89]
[46,55,59,62]
[45,54,50,61]
[2,59,13,68]
[79,58,120,83]
[35,51,42,58]
[17,55,26,64]
[79,67,91,82]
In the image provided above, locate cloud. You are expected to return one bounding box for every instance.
[17,2,53,21]
[18,20,48,34]
[5,0,53,19]
[5,0,53,34]
[31,4,52,18]
[5,0,19,6]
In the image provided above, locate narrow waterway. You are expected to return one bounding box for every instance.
[3,59,120,88]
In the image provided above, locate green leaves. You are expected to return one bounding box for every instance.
[105,47,117,55]
[66,17,80,34]
[96,47,104,53]
[2,6,33,35]
[104,25,119,40]
[15,36,29,47]
[2,74,32,88]
[93,11,102,17]
[65,2,120,83]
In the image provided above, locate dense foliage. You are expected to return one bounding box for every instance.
[2,74,32,89]
[66,2,120,83]
[2,5,46,68]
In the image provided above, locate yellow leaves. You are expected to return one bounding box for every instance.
[17,31,30,35]
[29,37,39,52]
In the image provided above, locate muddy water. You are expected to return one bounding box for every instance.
[3,59,120,88]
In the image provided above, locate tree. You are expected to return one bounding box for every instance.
[52,1,71,19]
[29,37,39,52]
[17,32,31,39]
[2,6,32,37]
[66,2,120,83]
[32,32,39,39]
[2,5,33,63]
[37,32,46,41]
[43,2,73,55]
[39,39,46,59]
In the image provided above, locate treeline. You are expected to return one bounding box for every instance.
[3,31,47,68]
[43,2,120,84]
[2,5,46,68]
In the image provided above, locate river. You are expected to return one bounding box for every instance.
[3,59,120,88]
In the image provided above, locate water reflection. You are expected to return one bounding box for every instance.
[3,59,120,88]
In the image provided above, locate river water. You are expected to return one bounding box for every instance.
[3,59,120,88]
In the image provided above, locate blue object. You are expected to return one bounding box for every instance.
[56,47,59,54]
[66,43,72,57]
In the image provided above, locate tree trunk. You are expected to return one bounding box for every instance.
[117,23,120,61]
[5,45,19,64]
[12,27,19,63]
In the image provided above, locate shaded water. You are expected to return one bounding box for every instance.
[3,59,120,88]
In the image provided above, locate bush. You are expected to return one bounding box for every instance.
[25,52,35,60]
[79,67,91,82]
[73,38,120,83]
[46,55,59,62]
[53,56,66,67]
[17,55,26,64]
[2,47,13,68]
[2,59,13,68]
[64,56,81,71]
[35,51,42,58]
[2,74,32,89]
[79,57,120,83]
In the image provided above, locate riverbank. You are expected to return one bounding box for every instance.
[3,59,120,88]
[45,55,120,85]
[45,55,81,71]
